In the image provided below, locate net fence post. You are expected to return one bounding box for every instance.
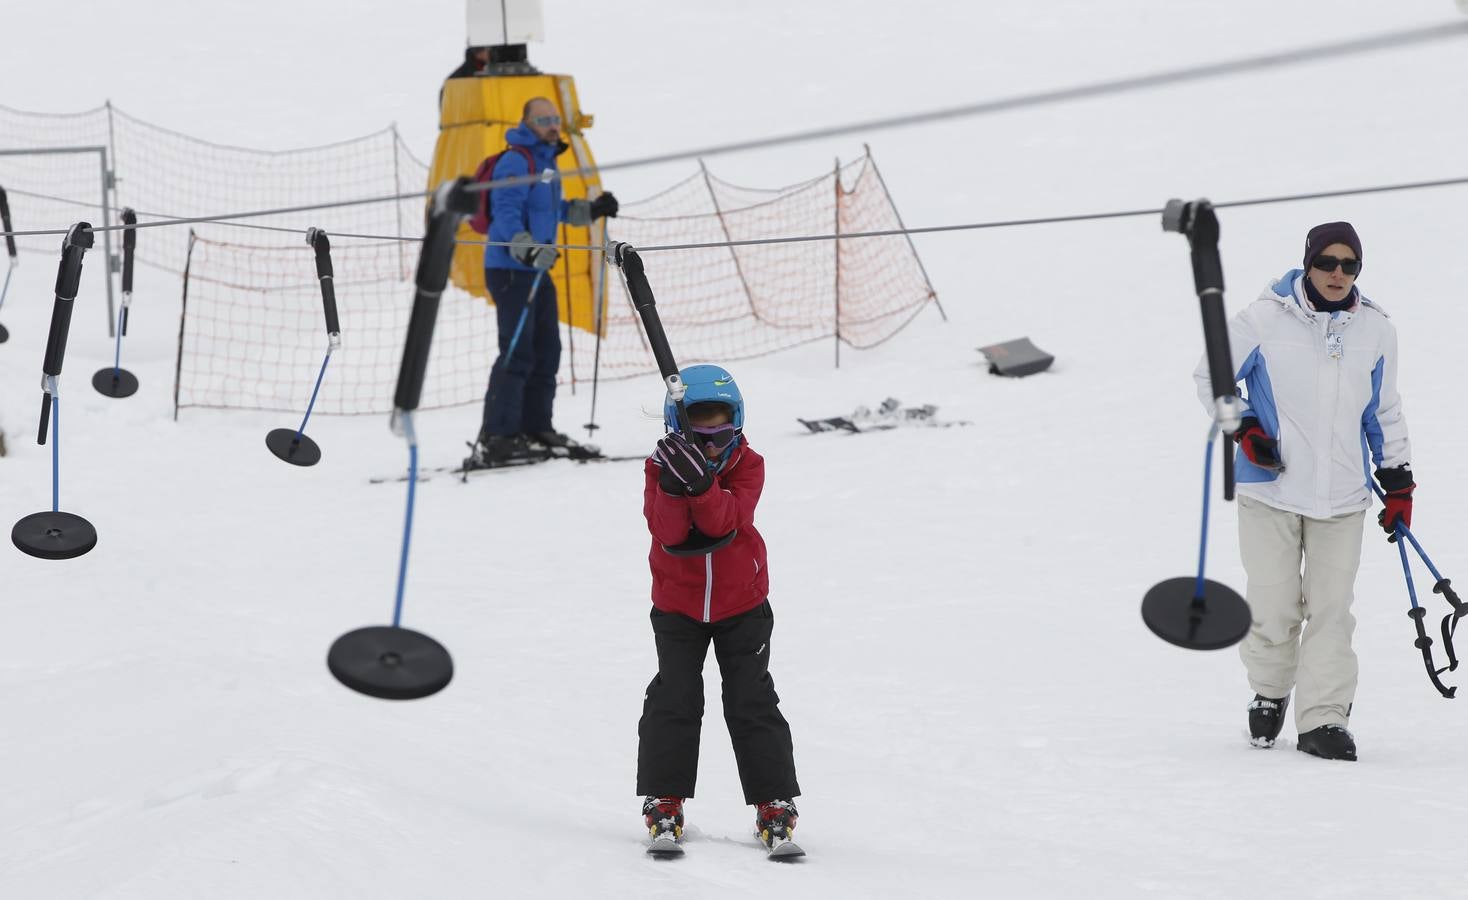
[863,143,946,322]
[390,123,407,278]
[833,157,841,370]
[699,158,760,319]
[173,229,197,422]
[98,147,116,338]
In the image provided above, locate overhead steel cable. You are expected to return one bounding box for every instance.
[2,20,1465,242]
[8,172,1468,253]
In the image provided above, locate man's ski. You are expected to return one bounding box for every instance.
[369,447,644,484]
[646,830,684,858]
[799,396,968,435]
[765,835,805,860]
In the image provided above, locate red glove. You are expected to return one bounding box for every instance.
[1377,466,1415,539]
[1235,417,1283,470]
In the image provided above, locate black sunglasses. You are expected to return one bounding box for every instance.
[1312,255,1361,276]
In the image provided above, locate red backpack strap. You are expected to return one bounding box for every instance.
[468,145,540,235]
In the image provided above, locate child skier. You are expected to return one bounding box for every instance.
[637,364,803,857]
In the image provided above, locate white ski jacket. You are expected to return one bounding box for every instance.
[1194,268,1410,520]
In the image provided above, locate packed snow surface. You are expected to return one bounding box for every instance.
[3,2,1468,896]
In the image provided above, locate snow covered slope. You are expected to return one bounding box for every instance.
[4,2,1468,897]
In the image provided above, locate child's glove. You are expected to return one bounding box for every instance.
[654,433,713,496]
[1234,416,1283,470]
[1376,465,1415,541]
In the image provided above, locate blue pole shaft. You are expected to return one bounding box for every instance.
[1368,480,1446,582]
[0,264,13,313]
[1398,531,1420,610]
[1194,426,1218,599]
[51,393,60,513]
[112,305,126,374]
[504,269,546,361]
[391,440,418,628]
[295,350,333,440]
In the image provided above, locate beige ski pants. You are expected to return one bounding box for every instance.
[1236,494,1366,733]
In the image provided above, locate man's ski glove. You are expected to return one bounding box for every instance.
[654,433,713,497]
[590,192,619,219]
[1376,465,1415,540]
[1234,417,1283,470]
[510,230,560,270]
[563,193,619,227]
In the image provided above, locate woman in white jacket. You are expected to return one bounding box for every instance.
[1194,221,1414,762]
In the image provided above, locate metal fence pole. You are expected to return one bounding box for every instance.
[99,147,116,337]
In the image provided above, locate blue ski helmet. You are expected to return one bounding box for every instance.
[664,364,744,432]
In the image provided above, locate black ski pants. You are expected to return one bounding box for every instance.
[480,267,560,438]
[636,600,800,805]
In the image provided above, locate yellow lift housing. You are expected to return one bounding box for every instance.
[430,74,605,334]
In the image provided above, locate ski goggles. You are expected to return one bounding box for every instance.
[687,423,738,450]
[528,114,562,128]
[1311,255,1361,275]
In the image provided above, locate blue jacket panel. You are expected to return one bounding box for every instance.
[485,124,568,271]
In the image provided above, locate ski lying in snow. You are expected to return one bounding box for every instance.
[646,831,684,858]
[369,446,645,484]
[799,397,969,435]
[765,835,805,860]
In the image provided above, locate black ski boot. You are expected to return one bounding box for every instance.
[643,796,685,857]
[1248,694,1290,748]
[526,429,574,449]
[526,430,602,459]
[755,799,804,858]
[1296,724,1357,761]
[465,434,532,469]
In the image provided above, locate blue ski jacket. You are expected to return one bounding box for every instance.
[484,124,570,272]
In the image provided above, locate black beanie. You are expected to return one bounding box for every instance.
[1303,221,1363,270]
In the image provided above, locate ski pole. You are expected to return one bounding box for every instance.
[1370,481,1466,673]
[1396,525,1457,698]
[0,186,17,343]
[296,227,342,441]
[1193,422,1220,600]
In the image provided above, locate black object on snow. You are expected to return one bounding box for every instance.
[1141,577,1250,651]
[977,337,1054,377]
[14,223,98,561]
[327,180,474,701]
[1141,199,1249,651]
[266,228,340,467]
[11,510,97,560]
[94,209,140,398]
[327,626,453,701]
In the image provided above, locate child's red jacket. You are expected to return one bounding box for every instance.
[643,441,770,623]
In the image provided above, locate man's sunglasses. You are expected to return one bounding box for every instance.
[1312,255,1361,276]
[687,423,738,450]
[529,114,562,128]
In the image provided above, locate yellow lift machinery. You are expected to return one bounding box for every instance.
[429,0,605,335]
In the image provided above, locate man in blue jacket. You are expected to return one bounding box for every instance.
[471,97,618,465]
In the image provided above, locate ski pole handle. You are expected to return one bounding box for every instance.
[392,178,474,421]
[120,208,136,334]
[37,385,52,446]
[611,242,690,431]
[37,225,93,444]
[307,227,342,349]
[43,223,94,378]
[1164,199,1241,435]
[0,186,16,260]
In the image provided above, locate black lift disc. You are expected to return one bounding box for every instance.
[328,625,453,700]
[12,510,98,560]
[662,528,737,558]
[92,367,139,398]
[266,428,322,467]
[0,321,9,343]
[1142,576,1251,650]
